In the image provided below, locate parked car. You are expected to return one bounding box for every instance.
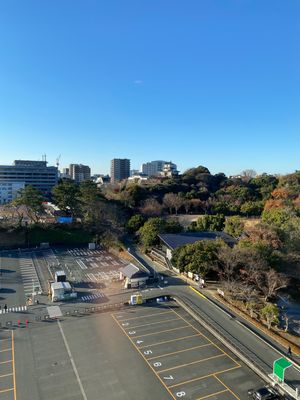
[248,387,281,400]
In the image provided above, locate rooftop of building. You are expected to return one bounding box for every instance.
[158,231,236,250]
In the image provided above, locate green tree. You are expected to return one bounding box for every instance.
[79,180,104,224]
[240,201,263,217]
[196,214,225,231]
[52,180,80,217]
[13,185,45,223]
[261,208,294,228]
[260,303,279,329]
[224,216,244,238]
[126,214,145,233]
[172,240,221,277]
[138,217,165,248]
[164,220,183,233]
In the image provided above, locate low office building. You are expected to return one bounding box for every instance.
[0,181,25,204]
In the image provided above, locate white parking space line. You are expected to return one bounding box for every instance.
[58,320,88,400]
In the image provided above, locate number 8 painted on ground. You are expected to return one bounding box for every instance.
[176,391,185,397]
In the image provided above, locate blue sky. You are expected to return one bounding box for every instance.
[0,1,299,175]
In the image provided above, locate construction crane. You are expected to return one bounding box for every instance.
[56,154,61,169]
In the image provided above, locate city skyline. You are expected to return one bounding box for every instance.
[0,1,299,176]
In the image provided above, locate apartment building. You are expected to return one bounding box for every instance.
[110,159,130,183]
[69,164,91,183]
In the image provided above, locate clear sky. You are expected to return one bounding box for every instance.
[0,1,299,176]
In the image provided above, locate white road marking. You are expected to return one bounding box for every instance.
[57,320,88,400]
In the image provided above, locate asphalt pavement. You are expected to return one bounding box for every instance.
[129,247,300,394]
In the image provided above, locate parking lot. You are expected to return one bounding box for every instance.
[0,245,133,320]
[39,247,127,287]
[113,302,263,400]
[0,330,15,400]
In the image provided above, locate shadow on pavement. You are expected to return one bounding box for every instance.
[0,288,16,293]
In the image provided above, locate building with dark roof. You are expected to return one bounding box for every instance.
[120,263,149,288]
[158,232,236,260]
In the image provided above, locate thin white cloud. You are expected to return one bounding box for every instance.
[133,80,143,84]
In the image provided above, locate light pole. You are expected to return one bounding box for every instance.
[32,279,35,304]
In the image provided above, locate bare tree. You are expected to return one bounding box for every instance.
[163,193,175,214]
[241,169,257,180]
[140,198,163,217]
[283,312,290,332]
[261,269,289,302]
[183,199,191,214]
[163,193,184,214]
[218,246,239,283]
[173,195,185,215]
[163,193,184,215]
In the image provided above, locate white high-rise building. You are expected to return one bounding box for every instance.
[141,160,178,177]
[141,160,166,177]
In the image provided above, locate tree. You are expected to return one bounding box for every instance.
[119,184,147,208]
[52,180,80,217]
[138,217,165,247]
[241,169,257,180]
[282,312,290,332]
[261,208,293,228]
[126,214,145,233]
[164,220,183,233]
[172,240,221,277]
[13,185,45,223]
[224,216,244,238]
[140,198,163,217]
[163,193,184,215]
[242,224,282,250]
[260,269,289,301]
[240,201,263,217]
[196,214,225,231]
[260,303,279,329]
[79,180,104,224]
[218,246,243,283]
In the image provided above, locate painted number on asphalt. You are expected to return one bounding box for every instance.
[153,362,162,367]
[143,350,152,355]
[128,331,136,335]
[163,375,173,380]
[136,340,143,345]
[122,322,129,326]
[176,392,186,397]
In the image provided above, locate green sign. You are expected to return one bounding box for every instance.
[273,357,292,382]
